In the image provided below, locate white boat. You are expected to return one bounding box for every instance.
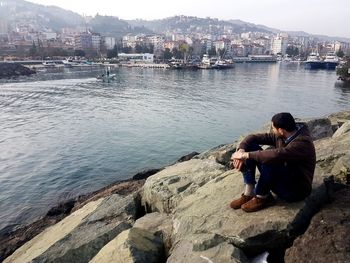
[324,52,339,70]
[62,59,80,68]
[304,52,324,69]
[198,54,217,69]
[42,61,56,68]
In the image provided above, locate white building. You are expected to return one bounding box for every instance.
[104,36,116,50]
[43,32,57,40]
[92,33,101,51]
[271,36,288,55]
[118,53,154,63]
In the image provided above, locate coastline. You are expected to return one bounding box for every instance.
[1,110,350,262]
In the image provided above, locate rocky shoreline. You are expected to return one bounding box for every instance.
[1,110,350,262]
[0,63,36,78]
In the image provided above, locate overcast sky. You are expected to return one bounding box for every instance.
[28,0,349,38]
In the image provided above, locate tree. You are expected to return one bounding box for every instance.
[336,49,344,58]
[121,46,132,53]
[163,48,172,60]
[172,47,182,59]
[286,46,299,56]
[179,43,190,62]
[208,46,216,56]
[29,41,37,57]
[74,50,86,57]
[135,44,143,53]
[107,44,119,58]
[336,59,350,82]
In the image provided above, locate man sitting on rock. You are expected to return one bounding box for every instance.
[230,112,316,212]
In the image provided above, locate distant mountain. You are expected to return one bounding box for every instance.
[0,0,152,37]
[89,15,153,37]
[127,16,271,35]
[0,0,84,31]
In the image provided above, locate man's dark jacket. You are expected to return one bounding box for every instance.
[238,123,316,195]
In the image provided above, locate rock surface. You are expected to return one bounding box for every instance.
[90,228,164,263]
[4,194,139,263]
[3,110,350,262]
[0,180,145,262]
[0,63,35,78]
[285,187,350,263]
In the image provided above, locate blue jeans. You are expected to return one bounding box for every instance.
[241,144,308,202]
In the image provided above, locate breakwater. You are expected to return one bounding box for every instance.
[0,63,36,78]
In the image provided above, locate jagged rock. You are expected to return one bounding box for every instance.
[90,228,164,263]
[132,168,163,180]
[176,151,200,163]
[284,187,350,263]
[333,120,350,138]
[4,194,138,263]
[167,238,249,263]
[301,117,334,140]
[133,212,173,256]
[194,143,237,166]
[142,159,226,213]
[331,156,350,184]
[328,109,350,125]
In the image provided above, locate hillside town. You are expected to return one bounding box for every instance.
[0,13,349,63]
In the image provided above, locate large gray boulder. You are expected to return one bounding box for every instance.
[142,159,226,213]
[4,194,139,263]
[133,212,173,256]
[332,120,350,138]
[300,117,334,140]
[167,237,249,263]
[89,228,164,263]
[170,168,326,256]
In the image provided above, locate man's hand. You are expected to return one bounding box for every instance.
[230,149,249,171]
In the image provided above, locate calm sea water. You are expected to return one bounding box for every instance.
[1,63,350,233]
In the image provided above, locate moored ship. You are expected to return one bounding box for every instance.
[304,53,324,69]
[324,52,339,70]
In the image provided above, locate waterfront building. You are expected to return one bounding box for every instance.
[104,37,116,50]
[74,32,93,50]
[334,41,350,53]
[91,33,101,51]
[118,53,154,63]
[271,36,288,55]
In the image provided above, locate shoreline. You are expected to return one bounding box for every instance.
[0,152,198,261]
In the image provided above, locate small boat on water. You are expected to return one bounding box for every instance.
[211,59,235,69]
[324,52,339,70]
[62,59,81,68]
[97,67,116,82]
[304,52,324,69]
[198,54,234,69]
[42,61,56,68]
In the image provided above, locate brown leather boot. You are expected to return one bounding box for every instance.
[230,194,254,209]
[241,194,275,212]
